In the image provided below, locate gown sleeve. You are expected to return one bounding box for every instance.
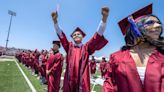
[54,23,70,53]
[102,55,118,92]
[87,20,108,55]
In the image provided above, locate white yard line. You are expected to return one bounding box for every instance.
[14,59,37,92]
[0,59,14,62]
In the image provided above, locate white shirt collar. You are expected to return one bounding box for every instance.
[74,42,83,47]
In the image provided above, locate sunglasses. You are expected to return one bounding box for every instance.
[144,20,161,26]
[136,16,163,27]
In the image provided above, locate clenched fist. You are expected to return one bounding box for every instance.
[51,12,58,24]
[101,6,109,23]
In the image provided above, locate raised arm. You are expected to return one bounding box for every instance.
[97,6,109,36]
[51,11,69,52]
[87,7,109,55]
[51,12,63,37]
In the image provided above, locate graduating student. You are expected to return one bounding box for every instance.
[46,41,64,92]
[89,56,97,75]
[52,6,109,92]
[39,50,48,84]
[103,4,164,92]
[33,49,40,75]
[100,57,107,78]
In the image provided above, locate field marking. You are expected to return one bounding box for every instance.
[0,59,14,62]
[14,59,37,92]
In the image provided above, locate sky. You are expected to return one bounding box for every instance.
[0,0,164,58]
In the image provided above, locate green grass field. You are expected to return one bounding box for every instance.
[0,58,103,92]
[0,61,31,92]
[18,61,47,92]
[0,58,47,92]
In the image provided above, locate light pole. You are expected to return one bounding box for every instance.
[5,10,16,50]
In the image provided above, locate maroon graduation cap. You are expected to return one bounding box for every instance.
[118,4,152,35]
[34,49,38,53]
[102,56,106,59]
[71,27,86,38]
[52,40,61,47]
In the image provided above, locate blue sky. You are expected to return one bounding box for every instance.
[0,0,164,57]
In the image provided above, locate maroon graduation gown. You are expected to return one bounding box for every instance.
[58,32,108,92]
[21,53,25,64]
[34,54,39,72]
[38,54,44,76]
[90,60,97,74]
[100,61,107,78]
[46,52,64,92]
[41,55,47,77]
[30,54,35,70]
[103,49,164,92]
[28,54,33,69]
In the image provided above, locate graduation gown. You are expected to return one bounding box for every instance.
[46,52,64,92]
[34,54,40,73]
[100,61,107,77]
[90,60,97,74]
[41,55,47,77]
[38,54,44,76]
[58,32,108,92]
[103,49,164,92]
[30,55,35,70]
[21,53,25,64]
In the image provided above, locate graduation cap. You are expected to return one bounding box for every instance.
[118,4,152,35]
[71,27,86,38]
[34,49,38,53]
[102,56,106,59]
[52,40,61,47]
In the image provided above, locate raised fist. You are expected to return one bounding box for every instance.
[101,6,109,23]
[51,12,58,23]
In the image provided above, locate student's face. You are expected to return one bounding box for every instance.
[43,51,47,55]
[49,50,53,54]
[137,16,162,40]
[102,58,106,61]
[92,56,95,60]
[72,31,83,44]
[52,44,59,51]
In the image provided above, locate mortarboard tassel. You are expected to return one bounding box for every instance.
[128,16,143,44]
[128,16,142,37]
